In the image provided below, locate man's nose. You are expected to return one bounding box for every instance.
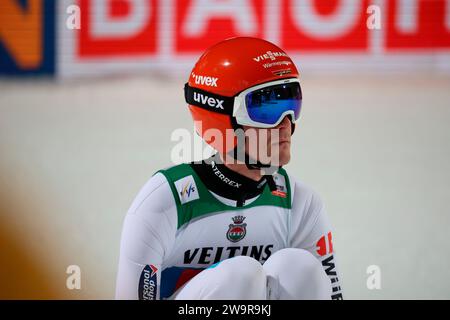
[276,116,291,130]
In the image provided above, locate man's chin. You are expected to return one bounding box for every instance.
[275,151,291,167]
[273,143,291,166]
[280,157,291,167]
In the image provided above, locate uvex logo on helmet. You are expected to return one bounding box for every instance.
[191,73,218,87]
[253,51,288,62]
[193,92,224,109]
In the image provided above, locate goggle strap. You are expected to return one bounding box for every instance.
[184,83,234,116]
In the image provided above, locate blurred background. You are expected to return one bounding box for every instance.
[1,0,449,299]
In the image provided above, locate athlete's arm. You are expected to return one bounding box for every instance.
[288,177,343,299]
[115,173,177,300]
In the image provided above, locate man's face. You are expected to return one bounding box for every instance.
[243,116,292,167]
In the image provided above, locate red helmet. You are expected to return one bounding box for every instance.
[185,37,301,154]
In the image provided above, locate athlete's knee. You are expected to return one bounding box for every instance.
[267,248,323,275]
[208,255,266,298]
[218,255,266,286]
[174,256,266,299]
[264,248,331,299]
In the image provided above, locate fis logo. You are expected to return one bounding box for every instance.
[138,264,158,300]
[192,73,218,87]
[193,92,224,109]
[181,182,195,198]
[175,175,199,204]
[253,51,288,62]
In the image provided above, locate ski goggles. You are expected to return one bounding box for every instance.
[185,78,302,128]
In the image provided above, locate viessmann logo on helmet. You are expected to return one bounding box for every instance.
[253,51,288,62]
[191,72,218,87]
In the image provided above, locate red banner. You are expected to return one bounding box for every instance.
[57,0,450,77]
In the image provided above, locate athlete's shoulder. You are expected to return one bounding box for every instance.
[128,163,197,214]
[284,171,324,213]
[157,162,192,176]
[284,171,330,248]
[127,164,182,216]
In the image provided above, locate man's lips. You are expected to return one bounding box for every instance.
[272,139,290,145]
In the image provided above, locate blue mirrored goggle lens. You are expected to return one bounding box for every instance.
[245,82,302,125]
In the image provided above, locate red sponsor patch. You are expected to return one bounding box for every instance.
[271,190,287,198]
[316,232,334,256]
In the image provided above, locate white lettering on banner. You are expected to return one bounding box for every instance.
[91,0,150,38]
[447,0,450,30]
[292,0,360,39]
[397,0,450,32]
[182,0,257,36]
[57,0,450,78]
[397,0,418,33]
[192,73,219,87]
